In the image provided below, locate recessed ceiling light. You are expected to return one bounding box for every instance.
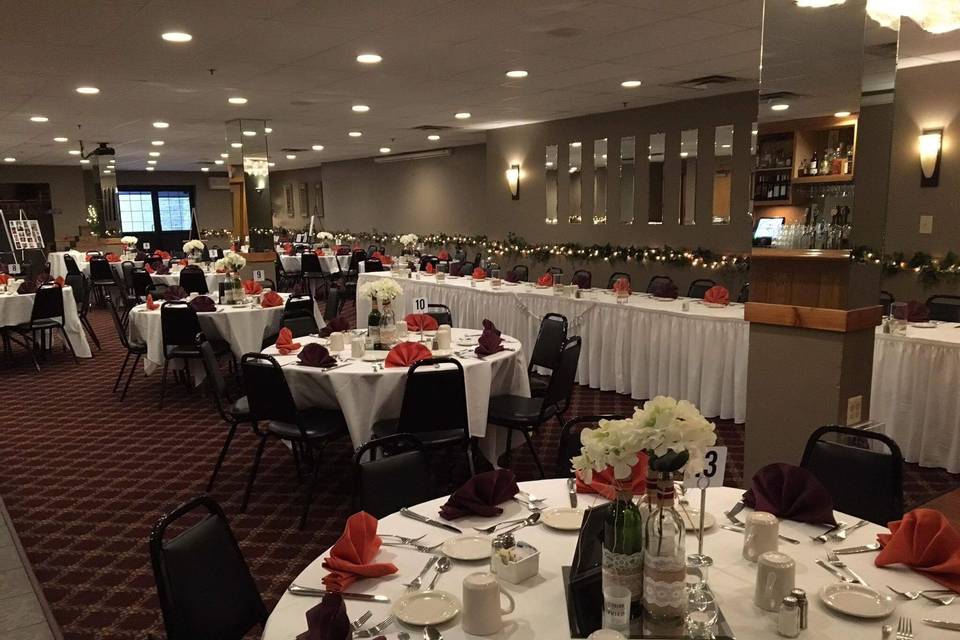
[108,159,115,164]
[546,161,554,167]
[379,147,391,153]
[834,110,851,118]
[568,166,577,173]
[68,149,81,155]
[53,137,68,142]
[151,140,164,146]
[3,157,15,163]
[286,154,297,160]
[721,143,731,148]
[76,86,100,95]
[147,160,157,165]
[348,131,362,137]
[621,80,642,88]
[220,153,229,158]
[228,97,248,105]
[102,169,111,174]
[751,129,759,135]
[145,166,155,171]
[311,145,324,151]
[505,70,528,78]
[356,53,382,64]
[427,134,440,141]
[352,104,370,113]
[571,141,582,147]
[80,159,90,164]
[454,112,471,119]
[242,130,256,136]
[770,103,790,111]
[268,161,276,167]
[230,142,242,148]
[201,167,209,172]
[214,159,224,165]
[161,31,192,42]
[152,121,169,128]
[149,151,160,157]
[30,116,48,123]
[264,127,273,134]
[680,151,689,157]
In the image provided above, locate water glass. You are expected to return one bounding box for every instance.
[686,589,719,639]
[890,301,908,336]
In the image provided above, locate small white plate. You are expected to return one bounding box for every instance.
[393,590,461,626]
[700,301,727,309]
[361,351,389,362]
[677,509,717,531]
[541,507,585,531]
[455,338,475,347]
[441,535,492,560]
[819,583,896,619]
[910,322,936,328]
[652,296,677,302]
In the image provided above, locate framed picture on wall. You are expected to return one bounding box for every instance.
[298,182,309,217]
[314,182,324,217]
[284,183,294,218]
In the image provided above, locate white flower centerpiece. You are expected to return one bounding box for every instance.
[358,277,402,304]
[316,231,334,248]
[120,235,139,259]
[215,252,248,304]
[571,396,717,623]
[183,239,206,262]
[398,233,418,256]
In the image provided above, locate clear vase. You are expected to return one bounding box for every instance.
[643,472,686,622]
[603,488,644,624]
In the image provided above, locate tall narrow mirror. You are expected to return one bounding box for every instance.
[713,125,734,224]
[593,138,607,224]
[679,128,698,225]
[545,145,558,225]
[648,133,664,224]
[568,141,582,224]
[619,136,635,224]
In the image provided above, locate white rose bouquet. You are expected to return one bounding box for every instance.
[215,252,246,273]
[183,239,205,254]
[399,233,418,247]
[120,235,139,248]
[358,277,403,303]
[316,231,334,241]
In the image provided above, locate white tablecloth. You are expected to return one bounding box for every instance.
[357,273,749,422]
[0,286,92,358]
[150,271,229,294]
[263,481,937,640]
[280,254,351,274]
[261,328,531,460]
[871,323,960,473]
[48,250,86,279]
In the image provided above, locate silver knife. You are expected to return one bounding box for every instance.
[400,508,462,533]
[567,477,578,508]
[833,542,882,554]
[831,518,869,540]
[816,559,852,582]
[923,619,960,632]
[287,585,390,602]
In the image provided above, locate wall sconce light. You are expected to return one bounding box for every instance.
[506,163,520,200]
[919,128,943,187]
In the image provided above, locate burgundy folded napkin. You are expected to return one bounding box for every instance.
[475,323,505,356]
[742,462,837,525]
[703,285,730,305]
[449,262,463,277]
[163,285,187,301]
[17,280,37,294]
[297,592,351,640]
[652,280,679,299]
[322,512,397,591]
[385,342,432,368]
[319,316,350,338]
[572,272,591,289]
[482,318,501,336]
[505,270,520,283]
[155,264,171,275]
[900,300,930,322]
[336,246,350,256]
[298,343,338,368]
[135,250,149,261]
[439,469,519,520]
[875,508,960,593]
[188,295,216,312]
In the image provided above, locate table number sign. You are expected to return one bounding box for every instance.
[208,248,220,259]
[684,446,728,489]
[253,269,265,282]
[412,296,427,313]
[142,242,151,250]
[7,263,21,275]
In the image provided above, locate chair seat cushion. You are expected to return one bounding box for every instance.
[528,372,550,397]
[165,339,230,359]
[488,394,553,428]
[227,396,250,421]
[371,420,466,448]
[16,318,63,330]
[91,279,115,286]
[266,407,347,440]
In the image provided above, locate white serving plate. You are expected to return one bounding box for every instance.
[393,590,461,626]
[818,583,896,619]
[441,535,492,561]
[541,507,585,531]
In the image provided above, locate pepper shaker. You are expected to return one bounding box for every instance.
[790,588,807,629]
[777,596,800,638]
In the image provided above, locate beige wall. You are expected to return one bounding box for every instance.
[0,165,86,240]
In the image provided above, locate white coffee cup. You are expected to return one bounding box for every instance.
[754,551,795,611]
[329,332,345,352]
[351,337,365,359]
[437,325,452,350]
[461,572,515,636]
[743,511,780,561]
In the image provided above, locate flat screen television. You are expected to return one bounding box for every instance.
[753,216,785,240]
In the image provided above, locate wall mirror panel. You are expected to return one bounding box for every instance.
[569,141,582,224]
[679,128,698,225]
[593,138,607,224]
[545,144,558,225]
[619,136,635,224]
[713,125,734,224]
[648,132,665,224]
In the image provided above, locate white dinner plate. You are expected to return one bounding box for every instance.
[652,296,677,302]
[393,590,461,626]
[910,322,936,328]
[503,282,519,286]
[541,507,585,531]
[700,302,727,309]
[455,338,475,347]
[818,583,896,619]
[677,509,717,531]
[441,535,492,560]
[361,351,389,362]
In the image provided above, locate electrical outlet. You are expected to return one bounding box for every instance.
[846,395,863,426]
[919,215,934,234]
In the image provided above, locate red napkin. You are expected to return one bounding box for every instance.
[155,250,171,260]
[743,462,837,525]
[385,342,432,368]
[537,273,553,287]
[576,454,650,500]
[275,327,302,355]
[261,291,283,308]
[875,509,960,593]
[179,258,189,267]
[54,276,65,287]
[297,593,350,640]
[106,253,120,263]
[321,512,397,592]
[145,263,155,274]
[84,255,92,262]
[145,294,159,311]
[612,277,631,295]
[405,314,438,331]
[703,285,729,305]
[0,274,9,284]
[284,242,294,256]
[425,262,435,274]
[243,280,262,295]
[438,250,450,261]
[472,267,486,280]
[439,469,519,520]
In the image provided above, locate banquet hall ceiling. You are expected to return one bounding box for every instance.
[0,0,763,170]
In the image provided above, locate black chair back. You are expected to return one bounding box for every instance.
[241,353,300,427]
[511,265,529,282]
[107,292,131,349]
[419,255,439,271]
[31,283,65,323]
[528,313,568,372]
[541,336,582,417]
[121,261,137,290]
[572,269,592,289]
[283,294,314,319]
[132,268,154,297]
[281,314,319,338]
[89,257,115,282]
[557,414,629,476]
[65,273,87,308]
[737,282,750,303]
[607,272,631,289]
[367,244,378,255]
[347,250,367,274]
[426,304,453,327]
[547,266,564,277]
[149,495,267,640]
[198,337,234,421]
[398,358,469,434]
[925,294,960,322]
[686,278,717,299]
[161,301,203,350]
[353,435,436,519]
[300,253,322,275]
[179,266,208,294]
[364,259,384,273]
[145,256,164,270]
[646,275,673,294]
[63,254,82,276]
[879,290,894,315]
[324,287,342,321]
[800,425,904,525]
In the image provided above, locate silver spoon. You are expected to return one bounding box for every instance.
[474,516,529,534]
[500,512,541,535]
[427,556,451,590]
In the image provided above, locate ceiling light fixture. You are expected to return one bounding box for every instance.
[228,97,248,105]
[68,149,81,155]
[214,159,224,165]
[30,116,48,123]
[312,145,324,151]
[231,142,243,148]
[102,170,111,174]
[427,134,440,141]
[352,104,370,112]
[108,159,115,164]
[147,160,157,165]
[621,80,642,88]
[286,154,297,160]
[834,111,852,118]
[149,151,160,157]
[379,147,391,153]
[161,31,192,42]
[770,103,790,111]
[76,86,99,94]
[454,112,471,119]
[571,141,582,147]
[348,131,362,137]
[152,121,169,128]
[145,166,155,171]
[3,157,15,163]
[151,140,164,146]
[53,137,68,142]
[680,151,689,157]
[264,127,273,134]
[505,70,528,78]
[220,153,229,158]
[356,53,382,64]
[80,159,90,164]
[268,161,276,167]
[243,130,256,136]
[201,167,209,172]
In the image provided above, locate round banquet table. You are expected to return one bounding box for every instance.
[261,328,531,461]
[150,270,229,294]
[280,254,351,274]
[48,250,87,279]
[0,285,92,358]
[262,481,939,640]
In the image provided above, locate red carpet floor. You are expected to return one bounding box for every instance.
[0,305,957,639]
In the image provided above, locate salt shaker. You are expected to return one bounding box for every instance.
[790,588,807,629]
[777,596,800,638]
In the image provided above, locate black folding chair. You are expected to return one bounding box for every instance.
[925,295,960,322]
[106,291,147,400]
[527,313,568,398]
[557,415,629,477]
[737,282,750,303]
[646,275,674,294]
[88,256,117,306]
[62,253,82,276]
[687,278,717,299]
[879,290,894,315]
[11,282,79,369]
[179,266,209,294]
[158,301,232,408]
[65,273,100,350]
[511,265,529,282]
[572,269,592,289]
[426,303,453,327]
[364,259,384,273]
[352,435,438,519]
[198,337,252,491]
[300,253,326,299]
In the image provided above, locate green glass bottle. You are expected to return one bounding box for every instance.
[603,488,644,623]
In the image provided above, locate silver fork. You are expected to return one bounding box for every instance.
[380,541,444,553]
[888,586,923,600]
[827,550,869,587]
[921,591,957,605]
[354,615,395,638]
[832,519,869,541]
[896,616,913,640]
[403,555,439,591]
[474,516,528,534]
[379,534,427,545]
[350,611,373,631]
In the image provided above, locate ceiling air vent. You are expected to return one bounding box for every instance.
[410,125,454,132]
[281,147,309,153]
[667,74,741,90]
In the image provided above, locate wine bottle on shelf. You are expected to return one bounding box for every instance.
[809,151,819,176]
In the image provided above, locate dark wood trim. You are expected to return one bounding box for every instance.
[745,302,883,332]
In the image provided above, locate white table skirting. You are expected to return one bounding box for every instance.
[263,481,938,640]
[280,254,351,274]
[357,273,748,422]
[0,286,92,358]
[261,329,531,461]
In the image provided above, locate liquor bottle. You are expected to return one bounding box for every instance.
[809,151,818,176]
[366,298,381,350]
[379,300,396,349]
[831,146,843,175]
[845,147,853,174]
[821,149,831,176]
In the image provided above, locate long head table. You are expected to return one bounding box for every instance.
[263,481,935,640]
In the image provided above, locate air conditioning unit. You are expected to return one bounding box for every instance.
[208,176,230,190]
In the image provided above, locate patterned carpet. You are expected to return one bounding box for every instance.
[0,304,957,639]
